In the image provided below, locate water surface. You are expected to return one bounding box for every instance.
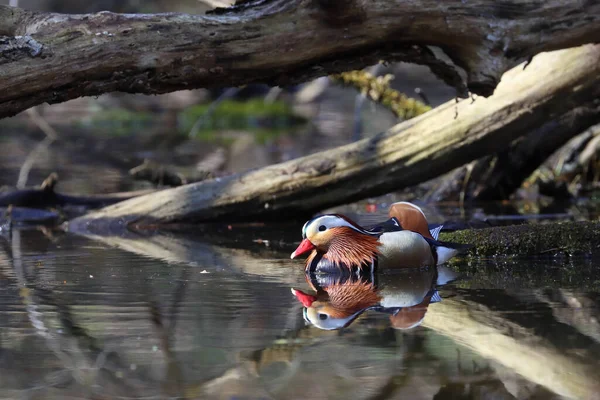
[1,225,599,400]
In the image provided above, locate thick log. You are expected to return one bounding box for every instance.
[67,44,600,229]
[1,0,600,118]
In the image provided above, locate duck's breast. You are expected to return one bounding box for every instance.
[378,231,434,268]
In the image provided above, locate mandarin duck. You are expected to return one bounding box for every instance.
[290,201,468,272]
[291,265,459,330]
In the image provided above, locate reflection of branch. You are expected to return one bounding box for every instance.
[8,228,145,395]
[12,230,48,339]
[10,229,80,385]
[17,108,59,189]
[424,296,600,399]
[147,267,189,398]
[35,285,145,396]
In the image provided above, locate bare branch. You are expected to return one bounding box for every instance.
[16,108,59,189]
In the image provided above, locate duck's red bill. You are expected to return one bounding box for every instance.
[290,238,315,259]
[291,288,317,307]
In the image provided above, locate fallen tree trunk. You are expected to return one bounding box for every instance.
[1,0,600,118]
[68,44,600,229]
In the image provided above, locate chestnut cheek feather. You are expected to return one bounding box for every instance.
[306,227,380,270]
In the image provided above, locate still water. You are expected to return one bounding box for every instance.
[1,220,599,400]
[1,56,598,399]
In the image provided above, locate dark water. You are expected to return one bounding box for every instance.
[1,223,599,400]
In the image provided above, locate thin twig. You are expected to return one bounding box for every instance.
[352,64,383,141]
[459,162,474,210]
[11,229,79,382]
[17,108,60,189]
[188,87,240,138]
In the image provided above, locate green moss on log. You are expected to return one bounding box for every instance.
[331,70,431,119]
[439,221,600,257]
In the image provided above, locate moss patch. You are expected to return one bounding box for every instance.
[179,99,306,142]
[80,109,154,136]
[439,221,600,257]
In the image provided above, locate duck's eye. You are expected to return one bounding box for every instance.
[318,313,328,320]
[318,225,327,232]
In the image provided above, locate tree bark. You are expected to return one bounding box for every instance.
[66,44,600,229]
[1,0,600,118]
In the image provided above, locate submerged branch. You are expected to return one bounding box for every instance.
[1,174,155,210]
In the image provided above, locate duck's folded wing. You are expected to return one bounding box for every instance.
[365,217,403,234]
[367,217,444,240]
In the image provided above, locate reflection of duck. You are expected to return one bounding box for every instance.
[290,202,469,272]
[291,265,458,330]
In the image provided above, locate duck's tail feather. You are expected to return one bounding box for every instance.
[428,224,443,241]
[429,290,442,303]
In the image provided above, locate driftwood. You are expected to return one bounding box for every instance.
[0,1,600,118]
[67,44,600,229]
